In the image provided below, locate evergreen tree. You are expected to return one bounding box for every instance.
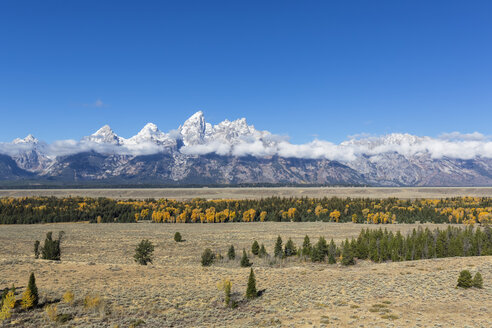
[174,232,183,242]
[201,248,215,266]
[472,272,483,288]
[227,245,236,260]
[27,272,38,307]
[302,235,312,257]
[341,239,355,266]
[134,239,154,265]
[274,236,283,258]
[41,231,62,261]
[240,249,252,267]
[251,240,260,256]
[457,270,473,288]
[34,240,40,259]
[245,268,257,299]
[258,244,267,258]
[284,238,297,257]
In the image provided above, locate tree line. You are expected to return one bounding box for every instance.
[0,196,491,225]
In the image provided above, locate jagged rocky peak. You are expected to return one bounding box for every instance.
[179,111,213,146]
[341,133,426,149]
[85,125,123,145]
[12,134,39,144]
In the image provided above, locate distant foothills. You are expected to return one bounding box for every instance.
[0,112,491,187]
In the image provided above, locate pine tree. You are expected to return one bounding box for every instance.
[245,268,257,299]
[457,270,473,288]
[240,249,252,267]
[274,236,283,258]
[134,239,154,265]
[227,245,236,260]
[258,244,267,258]
[472,272,483,288]
[251,241,260,256]
[174,232,183,242]
[27,272,38,306]
[284,238,297,257]
[341,240,355,265]
[302,235,312,257]
[34,240,40,259]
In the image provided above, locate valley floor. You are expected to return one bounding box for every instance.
[1,186,492,200]
[0,222,490,327]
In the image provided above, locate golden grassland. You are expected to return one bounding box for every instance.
[1,186,492,200]
[0,222,490,327]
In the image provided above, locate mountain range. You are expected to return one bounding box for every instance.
[1,111,491,187]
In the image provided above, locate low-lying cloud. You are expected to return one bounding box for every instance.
[1,132,492,162]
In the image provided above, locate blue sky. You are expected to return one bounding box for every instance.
[1,0,491,144]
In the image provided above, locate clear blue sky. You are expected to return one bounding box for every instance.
[1,0,491,143]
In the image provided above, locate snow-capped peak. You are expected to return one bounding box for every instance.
[179,111,213,146]
[84,125,123,145]
[13,134,39,144]
[126,123,175,146]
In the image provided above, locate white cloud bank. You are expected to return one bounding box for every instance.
[1,131,492,162]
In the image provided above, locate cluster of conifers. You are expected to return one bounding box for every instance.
[202,225,492,268]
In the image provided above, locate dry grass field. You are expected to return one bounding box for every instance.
[1,187,492,200]
[0,222,490,327]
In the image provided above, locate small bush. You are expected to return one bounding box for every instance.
[174,232,182,242]
[251,241,260,256]
[240,249,252,267]
[21,288,35,309]
[472,272,483,288]
[63,290,75,305]
[217,279,232,307]
[201,248,215,266]
[45,304,58,322]
[227,245,236,260]
[84,294,102,310]
[134,239,154,265]
[457,270,473,288]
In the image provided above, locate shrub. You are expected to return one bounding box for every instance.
[240,249,252,267]
[174,232,182,242]
[27,272,38,307]
[84,294,102,310]
[472,272,483,288]
[227,245,236,260]
[258,244,267,258]
[284,238,297,257]
[45,304,58,322]
[34,240,40,259]
[274,236,283,258]
[245,268,257,299]
[21,287,35,310]
[134,239,154,265]
[63,290,75,305]
[457,270,473,288]
[217,279,232,307]
[201,248,215,266]
[251,241,260,256]
[0,290,15,321]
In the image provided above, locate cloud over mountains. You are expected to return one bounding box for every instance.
[1,111,491,161]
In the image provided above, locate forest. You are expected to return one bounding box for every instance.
[0,196,491,225]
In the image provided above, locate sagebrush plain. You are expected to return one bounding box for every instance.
[0,222,490,327]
